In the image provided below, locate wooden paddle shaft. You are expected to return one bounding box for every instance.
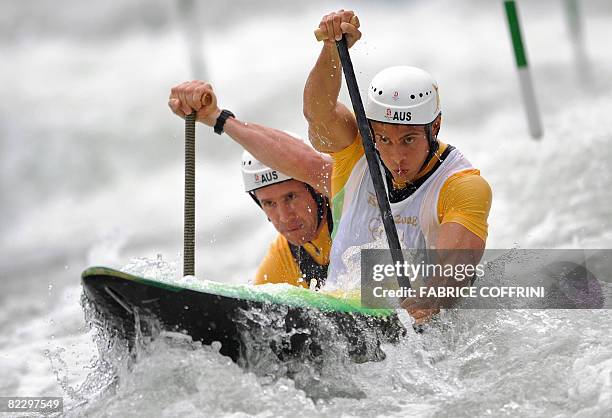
[184,113,196,277]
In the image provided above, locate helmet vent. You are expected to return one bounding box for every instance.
[378,90,383,95]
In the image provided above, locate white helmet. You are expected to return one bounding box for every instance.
[240,132,331,230]
[241,150,292,192]
[241,130,305,192]
[366,66,441,125]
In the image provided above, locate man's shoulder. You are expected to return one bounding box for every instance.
[268,233,291,255]
[253,234,301,286]
[444,168,490,193]
[329,134,364,161]
[330,134,365,198]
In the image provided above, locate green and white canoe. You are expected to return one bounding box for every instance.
[81,267,406,363]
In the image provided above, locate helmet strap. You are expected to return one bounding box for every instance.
[305,184,327,230]
[419,122,440,172]
[248,191,262,208]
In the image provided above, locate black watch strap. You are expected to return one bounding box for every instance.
[214,109,235,135]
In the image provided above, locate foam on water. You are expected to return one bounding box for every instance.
[68,272,612,417]
[60,252,612,417]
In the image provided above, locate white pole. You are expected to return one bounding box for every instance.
[504,1,543,140]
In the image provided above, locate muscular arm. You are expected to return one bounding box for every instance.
[303,33,358,153]
[224,118,332,196]
[168,80,331,196]
[402,224,485,323]
[436,171,491,259]
[435,222,485,278]
[433,171,491,286]
[402,173,491,322]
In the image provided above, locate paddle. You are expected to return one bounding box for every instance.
[332,36,411,292]
[184,112,196,277]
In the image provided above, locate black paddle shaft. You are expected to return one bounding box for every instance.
[335,37,411,291]
[184,112,196,277]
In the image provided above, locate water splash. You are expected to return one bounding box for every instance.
[121,253,181,281]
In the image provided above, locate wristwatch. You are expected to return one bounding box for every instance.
[214,109,235,135]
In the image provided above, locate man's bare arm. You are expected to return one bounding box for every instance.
[401,223,486,324]
[303,10,362,154]
[168,80,331,196]
[225,120,331,197]
[436,222,486,268]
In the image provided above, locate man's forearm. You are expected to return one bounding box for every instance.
[303,43,357,153]
[223,118,331,196]
[303,43,342,124]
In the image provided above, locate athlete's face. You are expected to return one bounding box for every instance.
[370,121,430,184]
[255,180,319,246]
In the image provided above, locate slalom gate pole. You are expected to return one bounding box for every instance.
[564,0,583,44]
[177,0,206,79]
[562,0,591,82]
[504,0,543,139]
[184,112,196,277]
[333,36,411,293]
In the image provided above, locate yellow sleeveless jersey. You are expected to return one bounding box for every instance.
[253,219,332,288]
[330,138,492,241]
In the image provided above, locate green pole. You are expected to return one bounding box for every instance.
[505,0,528,68]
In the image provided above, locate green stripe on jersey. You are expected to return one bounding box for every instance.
[331,187,346,239]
